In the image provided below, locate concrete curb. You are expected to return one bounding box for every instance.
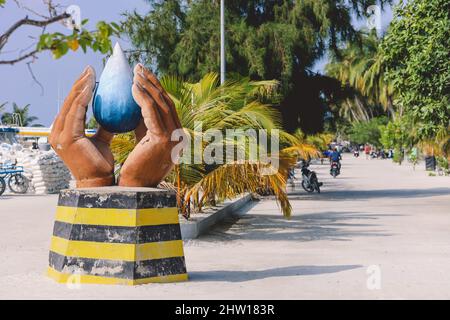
[180,193,253,240]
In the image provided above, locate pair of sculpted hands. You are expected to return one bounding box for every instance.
[49,64,182,188]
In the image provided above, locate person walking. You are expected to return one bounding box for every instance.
[364,144,371,160]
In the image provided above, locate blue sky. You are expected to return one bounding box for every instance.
[0,0,149,126]
[0,0,394,126]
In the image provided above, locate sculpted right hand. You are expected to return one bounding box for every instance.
[49,66,115,188]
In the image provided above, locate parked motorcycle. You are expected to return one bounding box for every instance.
[330,161,340,178]
[301,161,323,193]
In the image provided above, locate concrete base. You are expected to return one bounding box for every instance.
[47,187,188,285]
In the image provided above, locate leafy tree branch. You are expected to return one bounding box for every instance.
[0,0,122,65]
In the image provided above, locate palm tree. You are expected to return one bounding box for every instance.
[1,103,40,126]
[326,31,395,122]
[112,73,318,218]
[419,126,450,160]
[306,132,335,152]
[0,102,6,125]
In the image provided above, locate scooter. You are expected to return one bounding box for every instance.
[353,150,360,158]
[330,161,340,178]
[301,161,323,193]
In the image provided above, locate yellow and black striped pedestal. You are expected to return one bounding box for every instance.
[47,187,188,285]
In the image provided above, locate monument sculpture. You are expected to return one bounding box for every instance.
[46,43,187,285]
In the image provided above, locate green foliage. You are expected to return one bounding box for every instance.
[417,127,450,158]
[436,156,449,170]
[111,132,136,169]
[1,102,39,126]
[121,0,393,132]
[409,153,418,165]
[439,129,450,158]
[393,147,404,164]
[37,20,121,59]
[123,0,393,86]
[380,116,418,153]
[306,132,334,152]
[326,31,395,122]
[381,0,450,139]
[0,101,6,124]
[349,117,387,146]
[408,147,418,169]
[1,3,121,63]
[121,0,184,74]
[86,117,98,129]
[112,73,318,218]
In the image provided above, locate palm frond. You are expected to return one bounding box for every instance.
[111,133,136,166]
[112,72,320,218]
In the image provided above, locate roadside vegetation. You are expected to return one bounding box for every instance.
[325,0,449,168]
[114,0,449,217]
[2,0,448,214]
[0,103,41,127]
[112,73,318,218]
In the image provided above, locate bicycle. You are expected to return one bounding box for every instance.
[0,176,5,196]
[0,163,30,196]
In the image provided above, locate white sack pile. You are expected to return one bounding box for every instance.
[1,143,71,194]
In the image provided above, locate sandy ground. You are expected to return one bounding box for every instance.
[0,155,449,299]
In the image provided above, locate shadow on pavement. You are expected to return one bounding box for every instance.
[201,211,395,242]
[288,187,450,201]
[189,264,363,282]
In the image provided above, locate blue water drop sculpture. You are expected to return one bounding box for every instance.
[93,43,142,133]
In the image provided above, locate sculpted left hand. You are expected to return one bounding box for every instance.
[49,66,115,188]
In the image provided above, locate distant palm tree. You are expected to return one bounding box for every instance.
[0,102,6,124]
[326,31,395,122]
[1,103,40,127]
[112,73,318,218]
[419,126,450,160]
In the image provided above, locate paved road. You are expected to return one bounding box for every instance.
[0,155,449,299]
